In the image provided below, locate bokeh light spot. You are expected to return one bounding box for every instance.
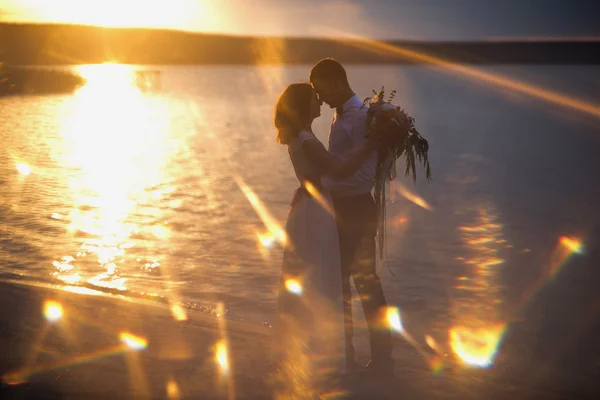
[449,324,505,368]
[559,236,584,255]
[16,163,32,176]
[170,304,188,321]
[285,279,303,295]
[386,306,403,332]
[43,300,63,323]
[215,340,229,374]
[120,332,148,350]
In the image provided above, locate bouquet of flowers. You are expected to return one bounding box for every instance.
[362,87,432,264]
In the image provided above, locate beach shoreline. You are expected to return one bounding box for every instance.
[1,279,598,399]
[0,280,272,399]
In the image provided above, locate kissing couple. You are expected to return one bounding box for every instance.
[270,58,395,387]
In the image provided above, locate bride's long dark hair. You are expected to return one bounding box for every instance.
[274,82,313,145]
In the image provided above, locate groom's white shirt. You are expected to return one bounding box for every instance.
[322,94,377,198]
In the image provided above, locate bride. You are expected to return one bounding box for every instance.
[270,82,379,392]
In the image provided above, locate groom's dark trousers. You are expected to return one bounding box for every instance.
[333,192,393,367]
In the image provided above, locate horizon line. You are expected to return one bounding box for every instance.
[2,21,600,44]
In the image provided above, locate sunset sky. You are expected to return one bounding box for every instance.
[1,0,599,40]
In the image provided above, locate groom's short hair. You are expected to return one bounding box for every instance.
[309,58,348,85]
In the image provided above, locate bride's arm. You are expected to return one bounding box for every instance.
[302,138,377,179]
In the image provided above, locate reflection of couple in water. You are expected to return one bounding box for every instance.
[270,58,395,389]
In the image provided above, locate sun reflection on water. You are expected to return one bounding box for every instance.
[53,63,173,292]
[451,204,507,367]
[16,163,32,176]
[449,324,505,368]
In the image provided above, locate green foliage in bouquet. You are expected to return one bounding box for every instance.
[361,87,432,266]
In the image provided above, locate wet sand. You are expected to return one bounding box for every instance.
[0,280,271,399]
[1,280,599,399]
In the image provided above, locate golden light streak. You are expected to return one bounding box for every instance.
[170,304,188,321]
[2,344,128,384]
[16,163,32,176]
[215,340,229,375]
[119,332,148,351]
[234,176,287,248]
[123,347,151,400]
[214,302,235,400]
[43,300,63,323]
[257,232,277,248]
[331,32,600,120]
[517,235,585,312]
[548,236,585,278]
[449,324,505,368]
[385,307,443,371]
[303,181,335,216]
[252,39,286,94]
[423,335,445,373]
[10,322,52,385]
[395,181,433,210]
[284,279,303,295]
[425,335,439,353]
[386,306,404,332]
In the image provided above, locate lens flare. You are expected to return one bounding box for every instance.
[258,232,277,248]
[235,176,288,248]
[395,182,432,210]
[285,279,303,295]
[43,301,63,323]
[429,354,445,374]
[215,340,229,375]
[16,163,32,176]
[386,307,403,332]
[559,236,584,255]
[325,30,600,120]
[425,335,439,352]
[303,180,335,216]
[170,304,188,321]
[549,236,585,278]
[449,324,505,368]
[517,235,586,313]
[2,344,128,385]
[120,332,148,351]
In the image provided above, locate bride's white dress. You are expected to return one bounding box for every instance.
[271,130,346,384]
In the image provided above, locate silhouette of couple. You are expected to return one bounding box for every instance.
[271,58,394,384]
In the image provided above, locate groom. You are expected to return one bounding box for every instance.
[310,58,394,376]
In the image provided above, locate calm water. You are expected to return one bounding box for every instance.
[1,64,599,388]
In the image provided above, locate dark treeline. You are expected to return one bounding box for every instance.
[1,23,600,65]
[0,63,85,95]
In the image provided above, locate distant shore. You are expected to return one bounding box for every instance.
[1,23,600,66]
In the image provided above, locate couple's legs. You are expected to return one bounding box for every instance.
[335,194,393,368]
